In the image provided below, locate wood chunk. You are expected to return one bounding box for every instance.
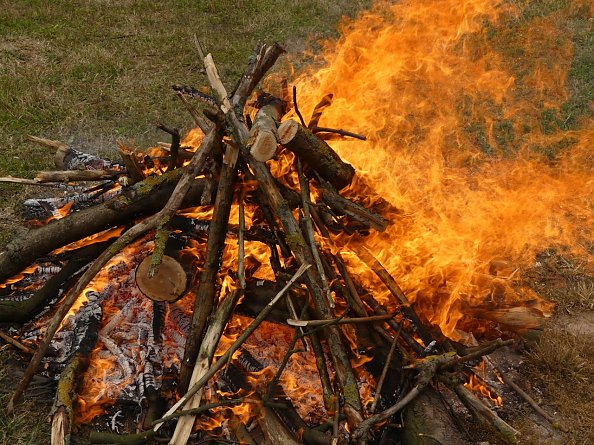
[248,100,283,162]
[278,119,355,189]
[136,255,187,302]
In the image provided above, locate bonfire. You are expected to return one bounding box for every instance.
[1,1,593,445]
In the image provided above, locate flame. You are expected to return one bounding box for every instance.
[286,0,593,340]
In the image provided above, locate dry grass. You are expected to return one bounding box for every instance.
[517,328,594,444]
[0,351,52,445]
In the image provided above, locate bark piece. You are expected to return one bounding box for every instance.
[278,119,355,189]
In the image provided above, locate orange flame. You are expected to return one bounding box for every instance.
[285,0,593,340]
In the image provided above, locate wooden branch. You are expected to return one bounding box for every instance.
[231,42,285,115]
[238,193,246,290]
[27,135,68,151]
[370,333,400,413]
[317,180,388,231]
[312,126,367,141]
[0,330,34,354]
[174,91,213,134]
[307,93,333,129]
[495,365,568,432]
[278,119,355,190]
[7,129,217,413]
[297,158,333,308]
[0,170,213,283]
[0,241,111,323]
[352,245,434,345]
[287,313,394,327]
[117,144,145,185]
[179,45,240,392]
[89,430,156,445]
[35,169,121,182]
[156,123,181,171]
[154,265,310,432]
[169,289,241,444]
[454,384,519,444]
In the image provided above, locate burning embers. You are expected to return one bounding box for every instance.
[1,0,591,443]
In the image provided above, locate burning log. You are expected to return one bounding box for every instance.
[278,119,356,190]
[0,240,112,323]
[0,170,214,282]
[0,34,550,445]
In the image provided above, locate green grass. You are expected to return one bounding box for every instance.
[0,0,370,241]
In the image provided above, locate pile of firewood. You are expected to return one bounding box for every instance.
[0,40,562,445]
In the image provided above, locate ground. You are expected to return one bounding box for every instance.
[0,1,593,444]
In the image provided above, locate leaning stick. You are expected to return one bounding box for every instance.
[0,330,34,354]
[287,313,394,327]
[152,263,310,431]
[370,331,400,414]
[169,289,241,444]
[297,158,333,307]
[7,129,217,413]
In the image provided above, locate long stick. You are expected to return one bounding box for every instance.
[297,158,333,307]
[152,264,310,430]
[7,129,217,413]
[287,313,394,327]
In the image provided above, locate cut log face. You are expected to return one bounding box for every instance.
[136,255,187,302]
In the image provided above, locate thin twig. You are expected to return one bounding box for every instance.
[0,331,34,355]
[312,126,367,141]
[495,365,568,432]
[292,85,307,127]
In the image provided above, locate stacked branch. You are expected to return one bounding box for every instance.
[0,39,535,445]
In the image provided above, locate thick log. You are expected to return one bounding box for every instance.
[0,170,215,283]
[247,99,283,162]
[278,119,355,190]
[401,389,467,445]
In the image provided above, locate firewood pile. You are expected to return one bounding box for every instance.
[0,41,561,445]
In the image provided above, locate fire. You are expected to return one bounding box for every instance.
[285,0,593,340]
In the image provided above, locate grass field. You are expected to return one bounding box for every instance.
[0,0,370,245]
[0,0,592,444]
